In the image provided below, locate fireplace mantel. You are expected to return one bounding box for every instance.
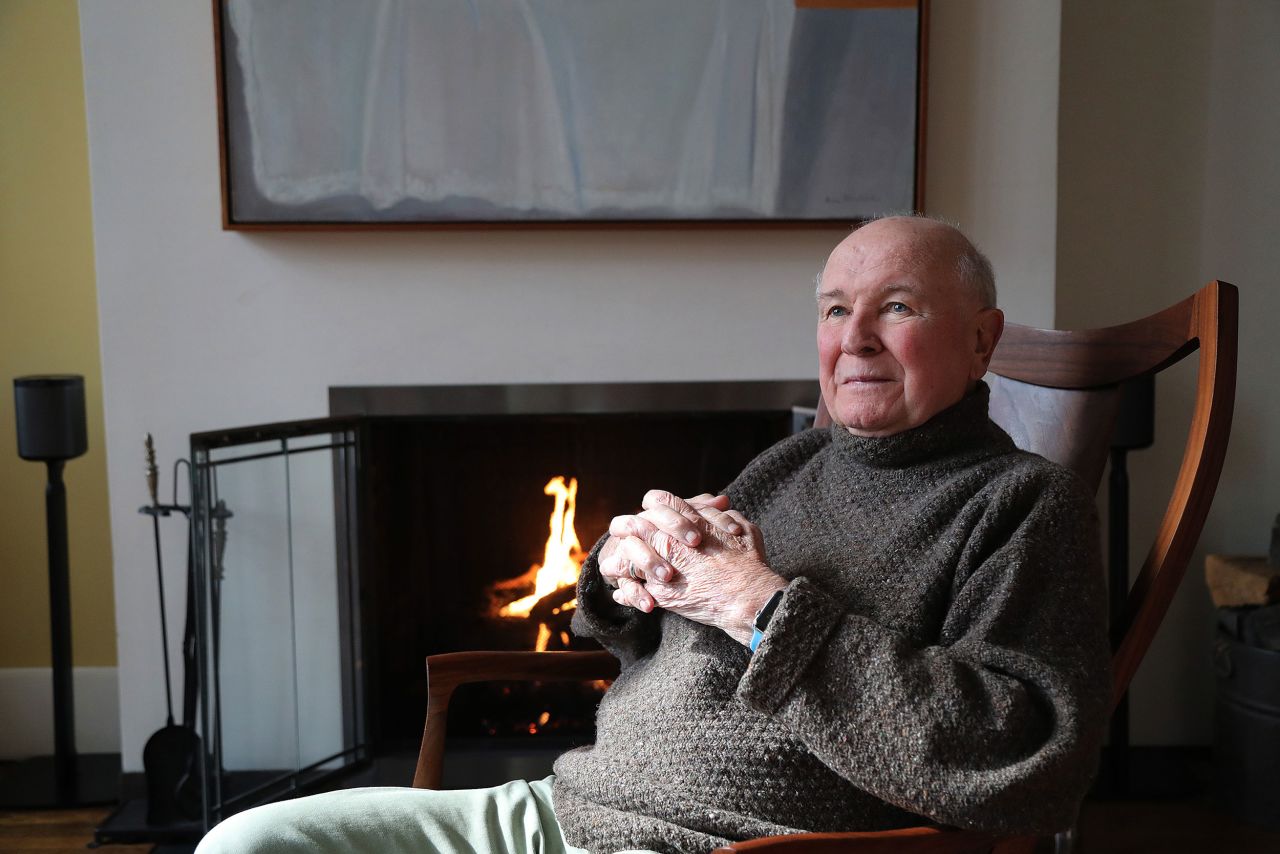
[329,380,819,419]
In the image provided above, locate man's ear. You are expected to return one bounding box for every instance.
[971,308,1005,381]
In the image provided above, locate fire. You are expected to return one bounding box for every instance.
[495,476,586,650]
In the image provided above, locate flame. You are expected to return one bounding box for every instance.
[496,476,586,650]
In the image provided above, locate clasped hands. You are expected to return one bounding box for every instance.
[598,490,787,647]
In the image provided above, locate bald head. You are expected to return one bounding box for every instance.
[819,216,996,310]
[814,214,1006,436]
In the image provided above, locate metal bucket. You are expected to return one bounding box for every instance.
[1213,632,1280,830]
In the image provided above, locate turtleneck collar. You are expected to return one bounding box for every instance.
[830,381,1011,469]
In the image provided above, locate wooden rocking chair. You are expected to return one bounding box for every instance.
[411,281,1238,853]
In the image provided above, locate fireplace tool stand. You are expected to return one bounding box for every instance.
[94,442,205,846]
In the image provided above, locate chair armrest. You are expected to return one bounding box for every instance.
[412,650,619,789]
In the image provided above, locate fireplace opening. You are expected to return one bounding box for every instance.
[331,381,817,756]
[356,410,802,751]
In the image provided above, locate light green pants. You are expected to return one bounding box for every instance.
[194,776,631,854]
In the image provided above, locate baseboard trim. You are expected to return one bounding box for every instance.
[0,667,121,759]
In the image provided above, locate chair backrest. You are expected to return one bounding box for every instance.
[815,281,1238,710]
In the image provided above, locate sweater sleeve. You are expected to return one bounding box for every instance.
[736,472,1111,835]
[569,533,662,668]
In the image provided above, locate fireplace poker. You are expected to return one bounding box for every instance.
[143,435,176,728]
[209,497,232,714]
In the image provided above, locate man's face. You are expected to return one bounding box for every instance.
[816,219,1003,437]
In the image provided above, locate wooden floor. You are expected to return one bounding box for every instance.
[1,800,1279,853]
[0,807,151,853]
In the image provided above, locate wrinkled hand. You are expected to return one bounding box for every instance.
[598,491,739,590]
[601,493,787,646]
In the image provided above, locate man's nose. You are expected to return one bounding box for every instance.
[840,309,881,355]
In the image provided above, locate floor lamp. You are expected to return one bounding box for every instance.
[1,375,114,807]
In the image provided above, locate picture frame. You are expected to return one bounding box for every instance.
[213,0,928,230]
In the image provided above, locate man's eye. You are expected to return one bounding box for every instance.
[825,306,849,318]
[886,302,910,315]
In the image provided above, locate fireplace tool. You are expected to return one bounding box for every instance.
[140,434,203,824]
[205,491,233,809]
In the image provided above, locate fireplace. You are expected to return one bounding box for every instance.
[189,379,816,818]
[330,380,818,754]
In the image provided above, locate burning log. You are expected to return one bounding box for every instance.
[529,583,577,623]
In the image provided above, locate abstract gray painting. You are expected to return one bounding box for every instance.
[217,0,921,225]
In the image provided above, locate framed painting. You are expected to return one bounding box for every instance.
[213,0,928,229]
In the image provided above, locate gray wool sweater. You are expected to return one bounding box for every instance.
[552,384,1111,854]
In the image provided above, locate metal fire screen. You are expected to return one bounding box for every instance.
[190,418,366,829]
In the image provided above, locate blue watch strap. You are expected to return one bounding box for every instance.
[749,589,785,654]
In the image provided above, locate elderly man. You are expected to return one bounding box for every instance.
[199,216,1109,854]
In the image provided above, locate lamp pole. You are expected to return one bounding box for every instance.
[45,457,77,802]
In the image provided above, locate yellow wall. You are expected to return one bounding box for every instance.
[0,0,115,667]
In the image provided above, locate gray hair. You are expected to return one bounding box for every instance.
[954,238,997,310]
[815,214,997,309]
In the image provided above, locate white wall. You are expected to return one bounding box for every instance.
[926,0,1061,328]
[79,0,1062,771]
[1056,0,1280,745]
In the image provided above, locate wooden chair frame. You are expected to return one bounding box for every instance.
[989,280,1237,709]
[411,281,1237,853]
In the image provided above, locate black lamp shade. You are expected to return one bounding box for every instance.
[14,375,88,461]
